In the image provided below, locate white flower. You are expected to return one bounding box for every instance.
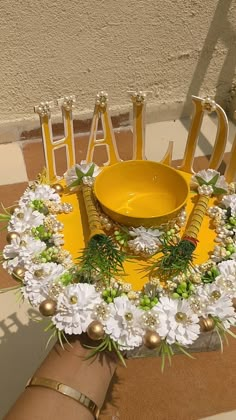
[128,227,163,255]
[3,235,22,260]
[141,306,169,338]
[158,297,200,346]
[52,284,102,334]
[3,234,46,273]
[221,194,236,217]
[192,169,228,192]
[18,236,46,263]
[214,260,236,298]
[19,184,60,206]
[194,283,235,326]
[104,296,144,350]
[8,207,44,233]
[50,233,64,247]
[2,257,20,273]
[65,161,101,187]
[23,262,65,305]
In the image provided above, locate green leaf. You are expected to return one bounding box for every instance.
[215,328,224,353]
[86,163,95,177]
[46,330,57,349]
[194,176,206,186]
[68,178,82,188]
[75,167,84,179]
[112,340,126,367]
[0,213,11,220]
[213,187,228,195]
[175,344,195,359]
[44,322,55,332]
[208,173,219,186]
[57,330,65,349]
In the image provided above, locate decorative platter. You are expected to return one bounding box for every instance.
[1,160,236,369]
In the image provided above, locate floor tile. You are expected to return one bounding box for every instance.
[145,115,236,162]
[0,143,28,185]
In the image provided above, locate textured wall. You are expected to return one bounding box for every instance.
[0,0,235,122]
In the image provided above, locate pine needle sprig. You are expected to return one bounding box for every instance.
[76,234,126,281]
[147,237,196,278]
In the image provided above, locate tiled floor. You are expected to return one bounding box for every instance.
[0,120,236,419]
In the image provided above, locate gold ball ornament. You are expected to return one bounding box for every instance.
[87,320,105,341]
[39,299,57,317]
[200,316,215,332]
[6,231,20,243]
[12,266,25,281]
[52,183,64,196]
[143,330,161,349]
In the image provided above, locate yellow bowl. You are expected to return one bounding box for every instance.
[94,160,189,227]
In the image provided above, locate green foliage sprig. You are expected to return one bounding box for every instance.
[76,234,126,282]
[84,335,126,367]
[148,237,196,279]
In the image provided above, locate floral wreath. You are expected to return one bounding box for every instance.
[1,163,236,369]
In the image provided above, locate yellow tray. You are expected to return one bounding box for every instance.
[58,171,217,291]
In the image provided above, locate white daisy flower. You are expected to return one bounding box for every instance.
[194,283,235,327]
[104,296,144,350]
[158,297,200,346]
[3,234,46,273]
[128,227,163,255]
[141,306,169,338]
[23,262,65,305]
[65,161,101,187]
[52,284,102,335]
[18,236,46,263]
[214,260,236,298]
[2,257,20,273]
[3,235,22,260]
[221,194,236,217]
[19,184,60,206]
[8,207,45,233]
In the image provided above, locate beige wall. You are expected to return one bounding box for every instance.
[0,0,235,133]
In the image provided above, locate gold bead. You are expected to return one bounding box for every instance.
[211,290,221,300]
[70,295,78,304]
[34,269,45,278]
[175,312,187,323]
[200,317,215,332]
[6,231,20,243]
[52,184,64,196]
[39,299,57,316]
[12,266,25,281]
[124,312,133,321]
[143,330,161,349]
[87,320,105,341]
